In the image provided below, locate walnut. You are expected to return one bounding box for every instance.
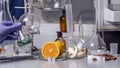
[92,57,97,61]
[97,53,117,61]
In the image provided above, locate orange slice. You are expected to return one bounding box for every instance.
[41,42,60,59]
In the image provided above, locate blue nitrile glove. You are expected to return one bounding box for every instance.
[0,21,22,43]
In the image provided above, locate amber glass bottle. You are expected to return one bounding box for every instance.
[60,9,67,32]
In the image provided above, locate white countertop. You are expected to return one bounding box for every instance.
[0,56,120,68]
[0,23,119,68]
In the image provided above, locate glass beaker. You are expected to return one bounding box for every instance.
[110,43,118,57]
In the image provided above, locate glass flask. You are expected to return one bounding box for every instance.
[16,0,41,55]
[18,13,40,52]
[84,32,107,56]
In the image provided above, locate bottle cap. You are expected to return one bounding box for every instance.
[56,31,62,37]
[62,9,66,14]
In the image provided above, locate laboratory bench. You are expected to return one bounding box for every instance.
[0,56,120,68]
[0,23,120,68]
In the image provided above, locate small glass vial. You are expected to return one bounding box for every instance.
[60,9,67,32]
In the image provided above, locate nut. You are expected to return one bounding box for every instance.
[92,57,97,61]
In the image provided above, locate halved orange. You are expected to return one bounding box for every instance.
[55,40,65,55]
[41,41,65,60]
[41,42,60,59]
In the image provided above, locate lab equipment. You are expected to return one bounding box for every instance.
[60,9,67,32]
[19,0,40,34]
[110,43,118,57]
[65,4,74,48]
[0,0,33,57]
[85,33,107,55]
[78,16,84,40]
[0,0,21,43]
[94,0,120,54]
[18,0,41,47]
[16,0,41,54]
[19,13,40,35]
[0,0,15,56]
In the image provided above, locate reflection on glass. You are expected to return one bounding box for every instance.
[40,0,65,9]
[19,13,40,35]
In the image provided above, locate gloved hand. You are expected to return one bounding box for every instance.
[0,21,22,43]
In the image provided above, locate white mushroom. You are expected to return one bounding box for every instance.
[67,46,87,58]
[76,47,87,58]
[67,46,78,58]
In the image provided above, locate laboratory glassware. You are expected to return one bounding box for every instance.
[110,43,118,57]
[60,9,67,32]
[77,8,107,56]
[17,0,41,54]
[84,31,107,56]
